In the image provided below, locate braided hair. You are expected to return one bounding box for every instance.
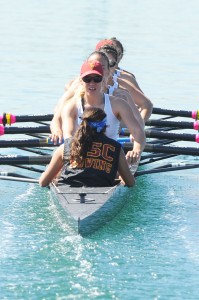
[70,107,107,166]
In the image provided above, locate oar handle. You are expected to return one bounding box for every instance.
[0,113,16,125]
[0,113,53,125]
[0,125,50,135]
[153,107,199,119]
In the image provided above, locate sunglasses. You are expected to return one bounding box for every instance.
[82,75,103,83]
[109,60,117,68]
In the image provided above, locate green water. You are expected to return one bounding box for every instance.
[1,0,199,299]
[1,172,199,299]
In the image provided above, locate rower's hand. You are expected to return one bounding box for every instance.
[49,128,63,145]
[125,149,141,165]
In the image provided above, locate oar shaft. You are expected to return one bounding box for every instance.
[0,155,51,165]
[118,130,199,143]
[145,129,199,143]
[0,175,39,183]
[153,107,199,119]
[0,171,38,178]
[0,125,50,135]
[136,163,199,176]
[145,119,199,130]
[122,143,199,156]
[0,138,57,148]
[0,113,53,125]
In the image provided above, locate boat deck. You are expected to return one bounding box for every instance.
[50,181,129,236]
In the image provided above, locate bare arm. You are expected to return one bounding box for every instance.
[61,100,78,138]
[114,88,144,129]
[118,148,135,187]
[118,78,153,122]
[50,87,78,143]
[120,71,144,93]
[39,145,64,187]
[112,97,146,164]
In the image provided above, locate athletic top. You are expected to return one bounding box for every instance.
[61,134,121,187]
[107,80,118,95]
[77,94,120,140]
[107,85,115,96]
[113,69,122,79]
[115,67,136,79]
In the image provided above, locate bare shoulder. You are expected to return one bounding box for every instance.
[62,94,79,115]
[64,76,80,92]
[109,94,130,109]
[113,87,131,100]
[118,72,144,93]
[120,69,136,79]
[64,79,74,91]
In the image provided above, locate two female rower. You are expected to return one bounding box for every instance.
[96,38,153,121]
[52,59,145,165]
[50,51,144,143]
[39,107,135,187]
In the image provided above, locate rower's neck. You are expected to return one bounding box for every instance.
[82,93,105,109]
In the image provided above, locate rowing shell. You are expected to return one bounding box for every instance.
[50,181,130,236]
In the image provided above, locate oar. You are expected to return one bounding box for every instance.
[120,120,199,137]
[0,155,51,165]
[0,122,174,137]
[122,143,199,156]
[1,143,199,167]
[118,130,199,143]
[140,154,177,166]
[0,138,58,148]
[0,125,50,135]
[135,162,199,176]
[11,165,44,173]
[1,107,198,127]
[2,128,198,148]
[152,107,199,119]
[0,175,39,183]
[145,130,199,143]
[1,162,198,183]
[0,171,36,178]
[145,119,199,130]
[0,113,52,125]
[0,134,183,150]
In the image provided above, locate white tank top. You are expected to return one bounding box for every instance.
[113,69,122,81]
[77,94,120,140]
[107,79,118,95]
[107,85,115,95]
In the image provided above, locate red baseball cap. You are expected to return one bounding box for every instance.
[95,39,114,50]
[80,60,103,78]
